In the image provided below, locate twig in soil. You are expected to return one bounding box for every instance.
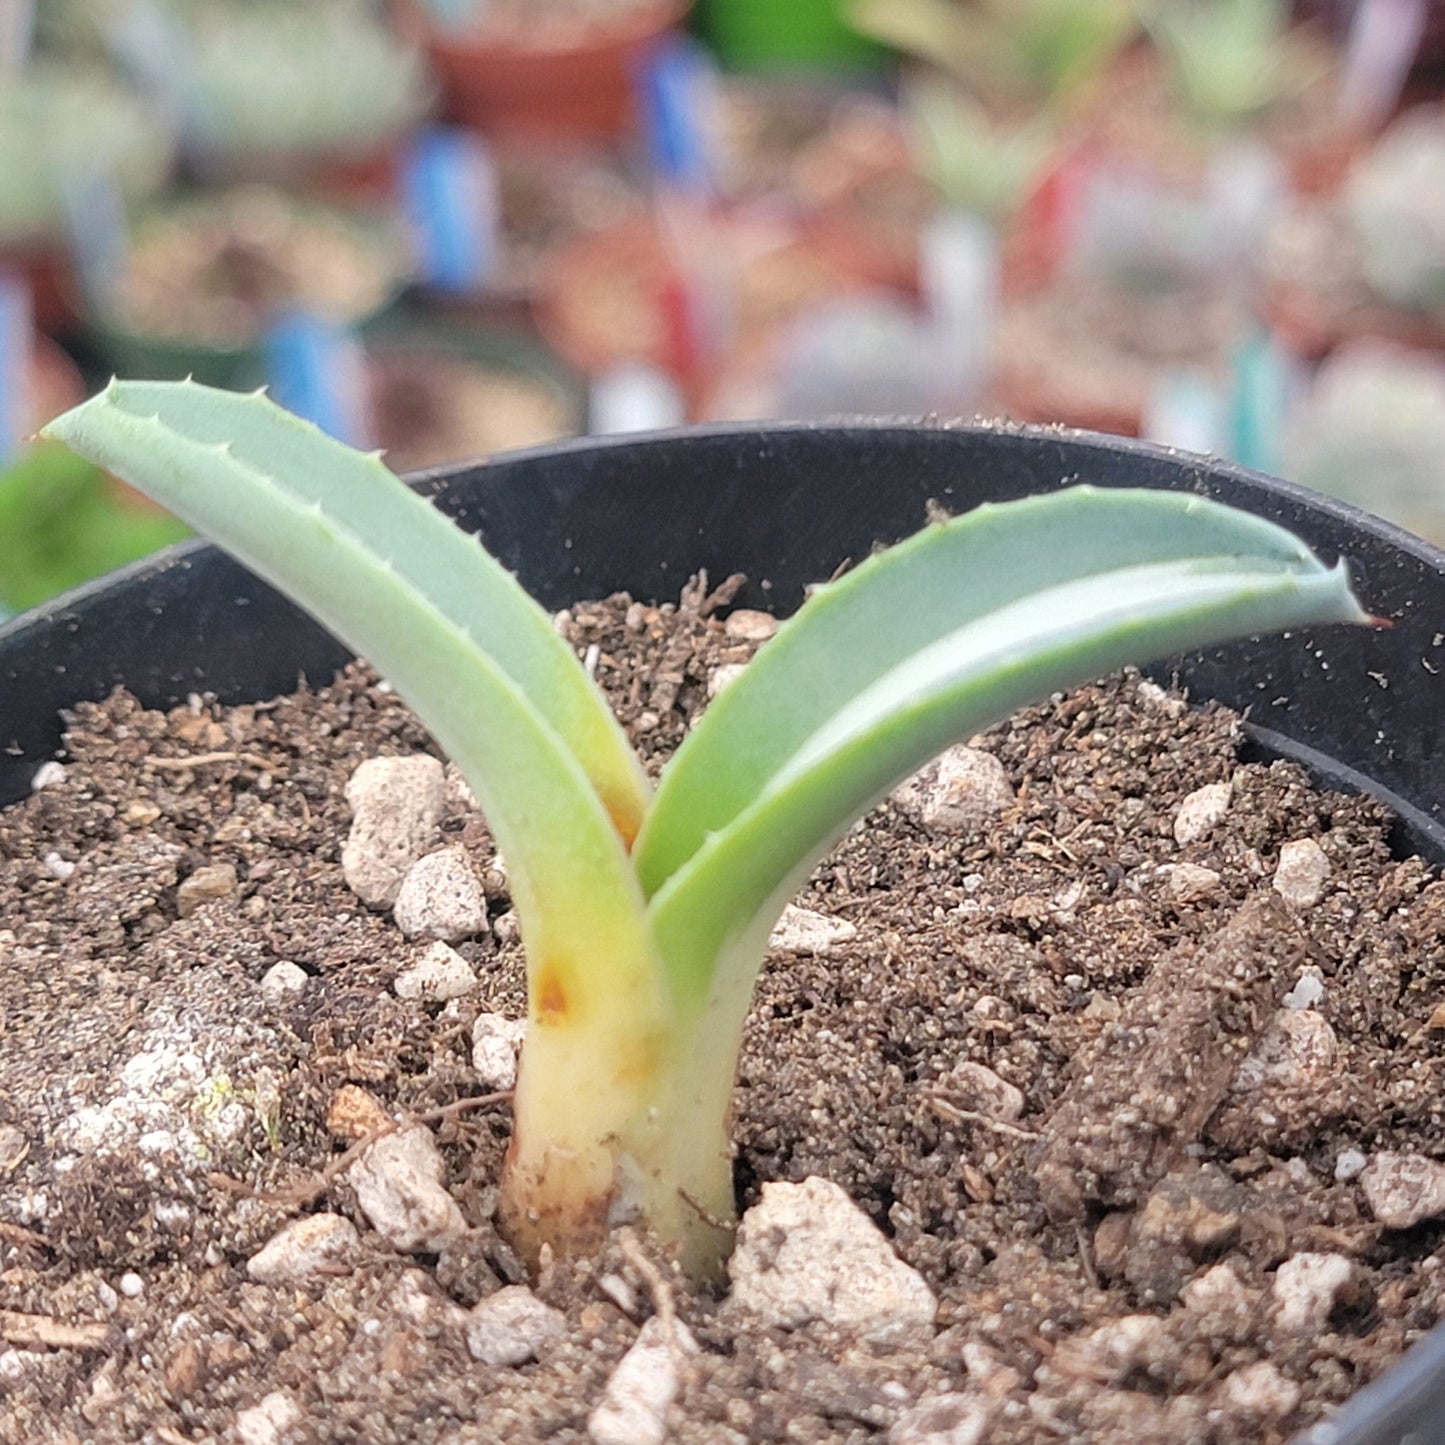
[0,1309,108,1349]
[677,1187,738,1234]
[147,750,279,772]
[0,1219,49,1249]
[212,1091,513,1209]
[619,1228,680,1348]
[1075,1224,1099,1292]
[929,1094,1041,1141]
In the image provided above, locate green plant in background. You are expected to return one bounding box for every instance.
[180,2,432,165]
[0,442,190,616]
[1345,108,1445,320]
[849,0,1139,113]
[44,380,1370,1279]
[0,63,172,248]
[1144,0,1323,132]
[905,75,1056,224]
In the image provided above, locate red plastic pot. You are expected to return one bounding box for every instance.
[394,0,689,140]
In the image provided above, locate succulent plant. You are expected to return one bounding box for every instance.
[1345,107,1445,320]
[180,2,432,164]
[0,63,172,248]
[1144,0,1322,132]
[849,0,1139,113]
[905,76,1055,223]
[1281,341,1445,543]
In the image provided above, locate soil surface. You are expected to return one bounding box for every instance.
[4,583,1445,1444]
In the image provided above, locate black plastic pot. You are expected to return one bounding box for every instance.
[1,422,1443,1443]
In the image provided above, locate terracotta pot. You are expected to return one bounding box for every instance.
[1,244,80,336]
[1260,197,1445,362]
[535,215,866,408]
[394,0,689,140]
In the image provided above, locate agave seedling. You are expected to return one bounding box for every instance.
[1144,0,1323,134]
[43,382,1370,1280]
[848,0,1139,116]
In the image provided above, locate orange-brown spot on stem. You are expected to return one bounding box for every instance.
[607,796,642,853]
[534,965,570,1026]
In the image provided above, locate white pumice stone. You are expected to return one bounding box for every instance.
[347,1124,466,1253]
[1273,838,1331,906]
[1174,782,1233,845]
[1360,1151,1445,1228]
[723,608,778,642]
[471,1014,527,1090]
[393,846,490,943]
[394,941,476,1002]
[946,1061,1025,1122]
[41,851,76,880]
[769,904,858,956]
[235,1391,303,1445]
[1230,1010,1338,1095]
[30,761,66,791]
[1270,1252,1353,1334]
[1334,1148,1369,1182]
[729,1177,936,1340]
[707,662,748,697]
[1281,967,1326,1010]
[466,1286,565,1367]
[891,746,1015,834]
[588,1317,698,1445]
[342,755,446,908]
[1160,862,1222,902]
[247,1214,359,1285]
[259,961,309,1004]
[1220,1361,1301,1419]
[887,1391,994,1445]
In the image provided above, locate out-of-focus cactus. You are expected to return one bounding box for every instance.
[1281,341,1445,543]
[182,2,432,167]
[1145,0,1321,132]
[0,64,172,247]
[849,0,1139,114]
[905,77,1055,224]
[1346,108,1445,320]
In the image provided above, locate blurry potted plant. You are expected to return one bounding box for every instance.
[177,1,434,197]
[1279,339,1445,544]
[364,312,586,471]
[693,0,887,70]
[392,0,690,140]
[1263,104,1445,357]
[0,63,173,328]
[848,0,1140,118]
[0,442,190,617]
[79,186,411,391]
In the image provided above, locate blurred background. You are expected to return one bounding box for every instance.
[2,0,1443,614]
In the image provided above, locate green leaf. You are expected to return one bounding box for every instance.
[44,381,650,843]
[641,487,1369,1012]
[42,382,666,1036]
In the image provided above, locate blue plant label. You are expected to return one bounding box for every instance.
[60,168,130,312]
[1144,369,1225,458]
[418,0,485,34]
[402,127,500,293]
[103,0,193,129]
[635,37,719,200]
[1229,330,1298,477]
[0,0,35,72]
[0,272,32,466]
[265,313,370,449]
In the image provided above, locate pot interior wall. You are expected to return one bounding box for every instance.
[4,423,1442,848]
[2,419,1445,1442]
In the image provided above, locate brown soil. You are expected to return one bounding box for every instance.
[3,585,1445,1444]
